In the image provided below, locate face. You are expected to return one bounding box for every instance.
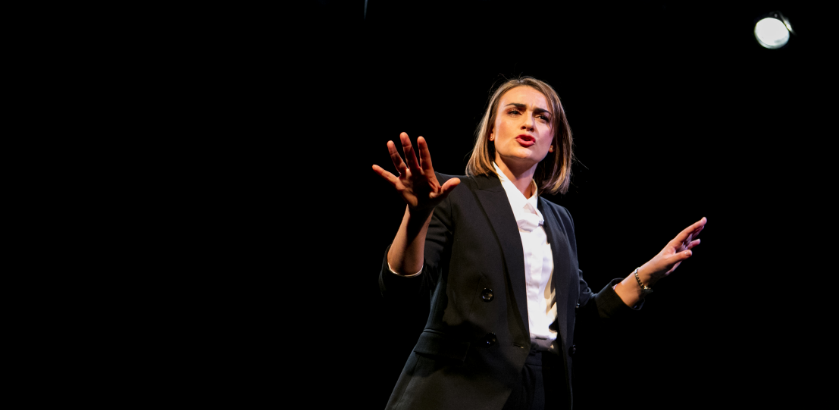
[490,86,554,172]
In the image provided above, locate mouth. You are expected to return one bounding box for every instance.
[515,134,535,147]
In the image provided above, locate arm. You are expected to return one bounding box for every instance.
[372,132,460,276]
[613,217,708,307]
[387,206,433,276]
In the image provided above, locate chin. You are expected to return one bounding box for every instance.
[501,153,539,167]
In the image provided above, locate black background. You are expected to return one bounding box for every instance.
[156,1,830,408]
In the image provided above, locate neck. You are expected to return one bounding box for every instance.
[495,157,537,197]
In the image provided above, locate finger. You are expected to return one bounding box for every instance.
[372,164,401,187]
[390,142,408,176]
[665,249,693,267]
[686,239,701,250]
[666,261,682,275]
[688,217,707,235]
[417,137,435,174]
[672,218,706,245]
[387,140,407,174]
[439,177,461,196]
[400,132,421,171]
[690,217,707,236]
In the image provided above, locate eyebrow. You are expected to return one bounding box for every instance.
[504,103,551,116]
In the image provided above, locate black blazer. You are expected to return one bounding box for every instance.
[380,173,636,410]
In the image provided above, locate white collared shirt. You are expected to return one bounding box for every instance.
[493,163,557,352]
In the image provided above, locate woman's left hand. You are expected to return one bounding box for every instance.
[638,217,707,287]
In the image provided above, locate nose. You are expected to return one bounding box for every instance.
[522,113,534,131]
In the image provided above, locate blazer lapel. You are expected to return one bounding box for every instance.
[539,198,573,348]
[472,175,530,344]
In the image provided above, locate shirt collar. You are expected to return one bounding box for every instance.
[493,162,541,215]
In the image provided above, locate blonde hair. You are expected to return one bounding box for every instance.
[466,77,574,195]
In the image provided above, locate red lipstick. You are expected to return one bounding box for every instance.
[516,134,535,147]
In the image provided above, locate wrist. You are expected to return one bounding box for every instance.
[407,204,434,220]
[618,275,638,292]
[634,267,654,297]
[638,263,661,287]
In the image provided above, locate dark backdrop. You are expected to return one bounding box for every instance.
[342,2,826,409]
[157,1,829,408]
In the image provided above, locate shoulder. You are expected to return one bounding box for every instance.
[430,173,486,214]
[434,172,463,184]
[538,195,567,214]
[539,196,575,225]
[435,172,477,192]
[435,172,502,192]
[435,172,467,183]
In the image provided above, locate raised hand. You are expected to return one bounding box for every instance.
[638,217,707,287]
[372,132,460,215]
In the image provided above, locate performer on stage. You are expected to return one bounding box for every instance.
[372,76,706,410]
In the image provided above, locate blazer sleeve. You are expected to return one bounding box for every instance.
[378,173,456,299]
[578,276,642,322]
[562,206,642,321]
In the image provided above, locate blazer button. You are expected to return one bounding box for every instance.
[569,345,577,356]
[481,288,494,302]
[481,333,497,347]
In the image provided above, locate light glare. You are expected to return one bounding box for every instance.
[754,17,790,49]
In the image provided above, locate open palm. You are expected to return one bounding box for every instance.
[372,132,460,213]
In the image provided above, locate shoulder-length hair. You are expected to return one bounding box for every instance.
[466,77,574,195]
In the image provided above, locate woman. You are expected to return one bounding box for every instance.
[372,77,706,410]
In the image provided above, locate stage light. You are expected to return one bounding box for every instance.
[754,12,793,49]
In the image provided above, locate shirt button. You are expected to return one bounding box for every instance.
[482,333,497,347]
[481,288,494,302]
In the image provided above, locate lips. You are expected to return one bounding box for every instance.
[516,135,535,147]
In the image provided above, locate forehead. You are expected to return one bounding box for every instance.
[498,86,549,108]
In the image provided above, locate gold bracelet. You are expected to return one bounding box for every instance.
[634,267,653,296]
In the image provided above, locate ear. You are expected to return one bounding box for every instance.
[489,127,494,141]
[549,145,554,152]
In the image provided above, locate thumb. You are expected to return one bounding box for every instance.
[440,178,461,195]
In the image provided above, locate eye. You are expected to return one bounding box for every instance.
[537,115,550,122]
[508,109,521,116]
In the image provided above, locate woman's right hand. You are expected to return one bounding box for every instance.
[372,132,460,215]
